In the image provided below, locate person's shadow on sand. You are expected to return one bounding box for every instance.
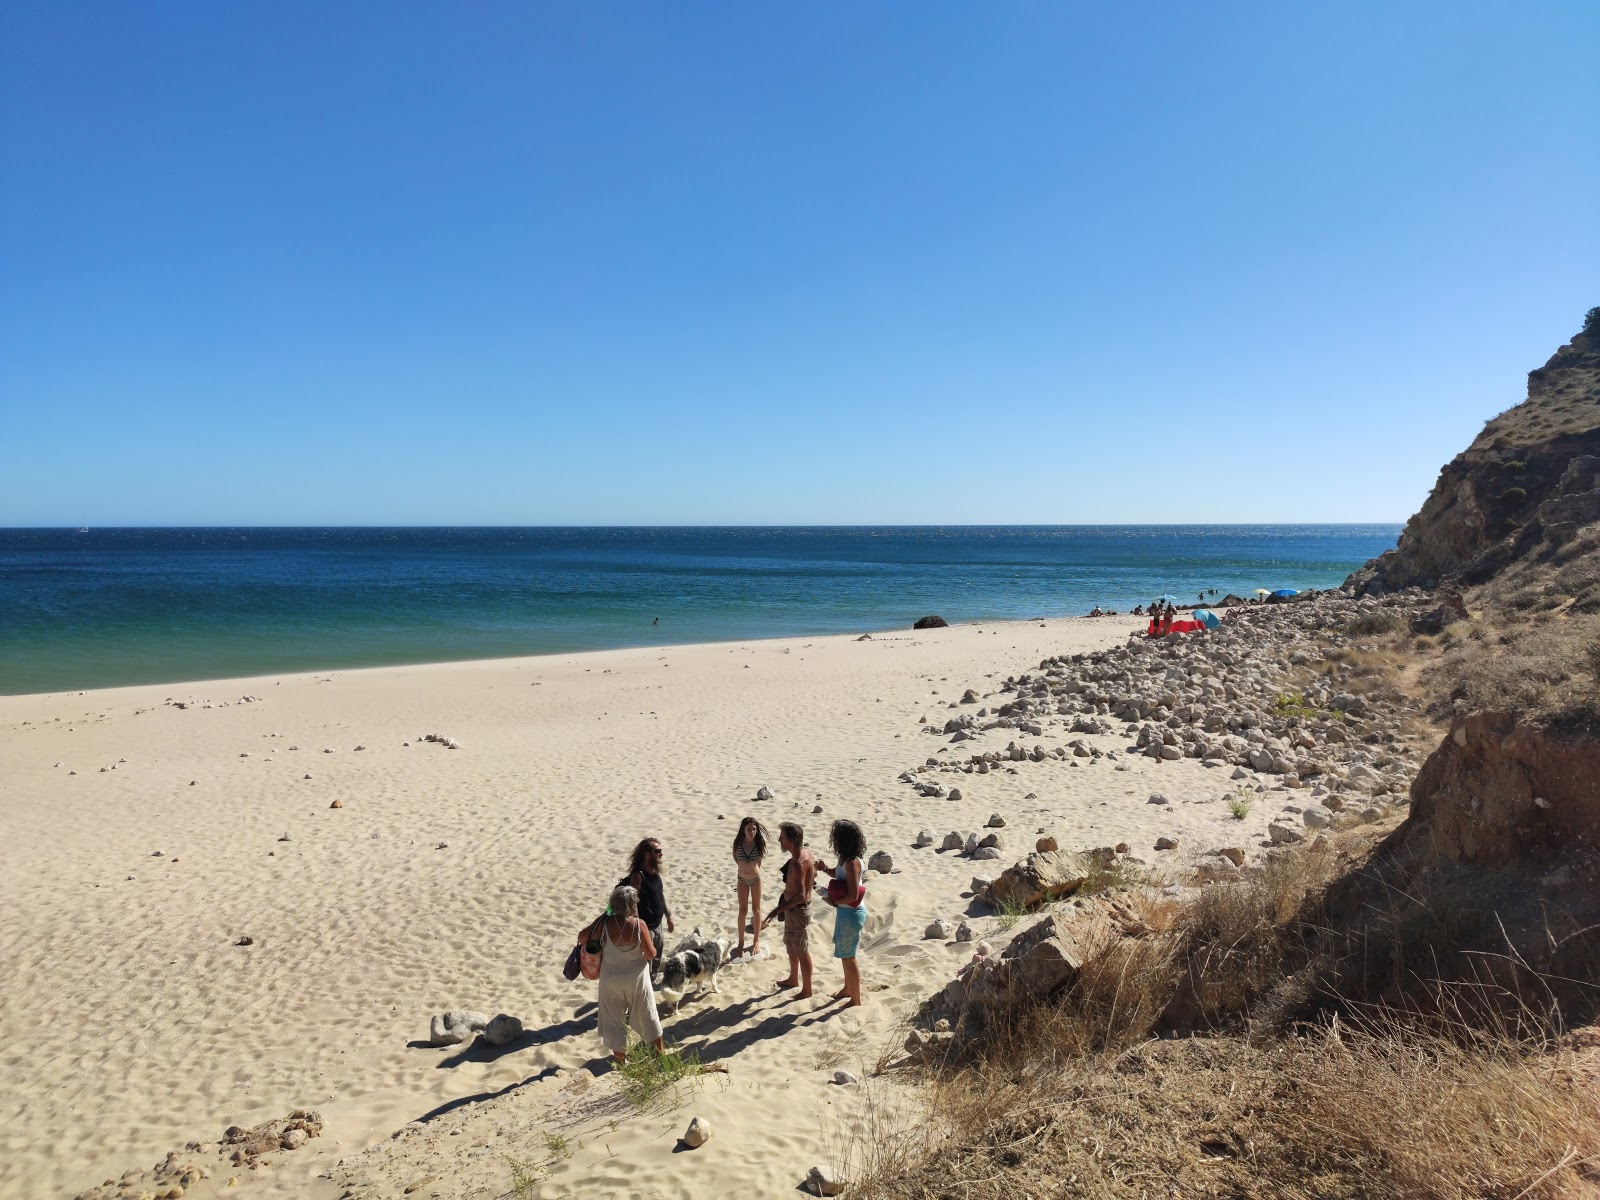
[411,1065,562,1123]
[678,1007,833,1064]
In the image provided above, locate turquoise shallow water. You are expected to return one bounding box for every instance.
[0,525,1398,694]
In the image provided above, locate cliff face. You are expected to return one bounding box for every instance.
[1349,331,1600,592]
[1403,711,1600,867]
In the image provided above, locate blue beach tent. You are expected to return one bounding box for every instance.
[1271,589,1299,598]
[1193,608,1221,629]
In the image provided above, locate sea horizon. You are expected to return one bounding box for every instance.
[0,524,1400,695]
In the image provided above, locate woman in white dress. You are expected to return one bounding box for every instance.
[583,884,664,1064]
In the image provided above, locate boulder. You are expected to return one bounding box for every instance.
[1147,793,1169,806]
[982,850,1086,910]
[682,1116,710,1149]
[914,828,935,848]
[955,920,975,942]
[482,1014,523,1046]
[940,831,965,851]
[978,832,1003,849]
[947,787,963,802]
[998,911,1094,997]
[867,850,894,874]
[1300,804,1333,829]
[970,874,996,894]
[756,786,773,801]
[986,813,1006,827]
[1035,836,1059,852]
[1154,836,1179,851]
[924,918,954,940]
[912,615,948,630]
[1267,821,1304,845]
[971,846,1004,860]
[1214,846,1245,866]
[831,1069,861,1085]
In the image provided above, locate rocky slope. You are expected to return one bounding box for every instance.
[1349,321,1600,592]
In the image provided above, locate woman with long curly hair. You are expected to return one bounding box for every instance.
[621,837,674,971]
[819,819,867,1007]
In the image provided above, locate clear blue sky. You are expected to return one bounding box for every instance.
[2,2,1596,526]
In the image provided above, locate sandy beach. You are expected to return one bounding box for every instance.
[0,614,1290,1200]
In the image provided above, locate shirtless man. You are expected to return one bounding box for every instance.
[763,821,816,999]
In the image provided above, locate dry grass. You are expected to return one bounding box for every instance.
[851,834,1600,1199]
[1427,605,1600,724]
[855,1026,1600,1200]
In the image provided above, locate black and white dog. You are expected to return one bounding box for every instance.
[655,928,730,1014]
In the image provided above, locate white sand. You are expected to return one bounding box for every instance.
[0,616,1277,1199]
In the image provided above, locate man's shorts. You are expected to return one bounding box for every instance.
[832,903,866,959]
[783,902,812,956]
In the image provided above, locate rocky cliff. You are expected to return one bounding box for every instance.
[1348,325,1600,592]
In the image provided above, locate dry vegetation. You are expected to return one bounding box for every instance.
[1472,328,1599,450]
[1419,523,1600,726]
[851,834,1600,1199]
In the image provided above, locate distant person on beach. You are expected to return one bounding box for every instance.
[817,819,867,1007]
[621,838,674,977]
[763,821,816,998]
[651,617,659,626]
[582,884,664,1065]
[1088,605,1104,617]
[732,817,768,959]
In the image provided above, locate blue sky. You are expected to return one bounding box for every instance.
[2,3,1596,526]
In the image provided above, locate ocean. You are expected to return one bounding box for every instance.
[0,525,1399,695]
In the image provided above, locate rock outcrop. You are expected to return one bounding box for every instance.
[1348,328,1600,593]
[1400,711,1600,866]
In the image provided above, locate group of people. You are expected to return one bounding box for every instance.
[576,818,870,1065]
[1144,600,1182,637]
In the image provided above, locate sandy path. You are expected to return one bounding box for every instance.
[0,615,1272,1199]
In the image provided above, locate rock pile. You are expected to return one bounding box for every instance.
[222,1109,324,1166]
[73,1151,210,1200]
[899,591,1430,832]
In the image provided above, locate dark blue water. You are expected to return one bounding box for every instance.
[0,526,1397,694]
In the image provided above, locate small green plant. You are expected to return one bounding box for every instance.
[1227,794,1252,821]
[616,1039,709,1110]
[505,1154,544,1199]
[542,1130,572,1160]
[1078,856,1142,896]
[993,897,1030,931]
[1273,692,1322,721]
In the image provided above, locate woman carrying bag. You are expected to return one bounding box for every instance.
[577,884,665,1064]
